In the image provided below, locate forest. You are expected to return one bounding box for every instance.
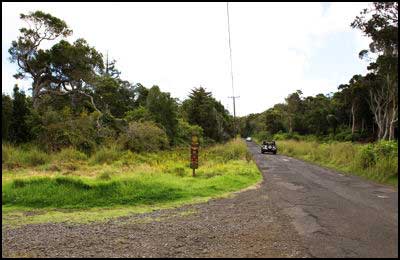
[1,9,235,153]
[3,3,397,155]
[238,3,398,143]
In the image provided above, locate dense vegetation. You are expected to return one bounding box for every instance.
[1,3,398,223]
[2,11,235,153]
[239,3,398,143]
[2,139,259,209]
[267,138,397,185]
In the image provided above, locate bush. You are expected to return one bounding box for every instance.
[36,108,98,154]
[356,144,376,169]
[90,145,123,165]
[254,131,272,142]
[273,132,302,141]
[2,144,49,168]
[174,119,204,146]
[205,138,248,163]
[374,140,398,158]
[118,121,169,153]
[277,139,398,184]
[54,147,88,162]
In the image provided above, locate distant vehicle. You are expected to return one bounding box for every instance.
[246,137,252,142]
[261,140,277,154]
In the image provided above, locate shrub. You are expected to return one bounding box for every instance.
[254,131,272,142]
[273,132,302,141]
[2,143,10,163]
[54,147,88,162]
[118,121,169,153]
[36,108,98,154]
[277,139,398,184]
[374,140,398,158]
[90,145,123,165]
[205,138,247,162]
[174,119,204,146]
[356,144,376,169]
[2,144,49,167]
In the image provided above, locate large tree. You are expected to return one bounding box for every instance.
[285,90,304,134]
[145,85,179,142]
[352,2,398,140]
[182,87,233,142]
[8,11,72,108]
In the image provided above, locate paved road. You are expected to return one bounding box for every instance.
[247,141,398,258]
[2,141,398,258]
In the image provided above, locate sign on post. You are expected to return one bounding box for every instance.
[190,134,199,176]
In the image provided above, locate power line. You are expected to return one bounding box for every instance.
[226,2,235,98]
[226,2,239,136]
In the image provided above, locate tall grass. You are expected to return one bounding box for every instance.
[2,143,50,168]
[276,140,398,185]
[2,139,261,209]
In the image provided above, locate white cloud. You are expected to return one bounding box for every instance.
[2,2,371,116]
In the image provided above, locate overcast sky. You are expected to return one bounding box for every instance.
[2,2,372,116]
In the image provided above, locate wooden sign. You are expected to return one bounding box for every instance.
[190,135,199,176]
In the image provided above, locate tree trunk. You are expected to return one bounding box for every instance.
[361,118,365,133]
[32,82,41,110]
[351,103,356,134]
[288,117,292,134]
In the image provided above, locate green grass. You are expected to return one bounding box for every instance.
[2,143,50,168]
[274,140,398,186]
[2,139,261,226]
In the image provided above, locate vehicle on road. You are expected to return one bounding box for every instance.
[246,137,252,142]
[261,141,277,154]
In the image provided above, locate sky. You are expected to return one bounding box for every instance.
[2,2,372,116]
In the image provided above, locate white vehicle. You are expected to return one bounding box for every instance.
[246,137,252,142]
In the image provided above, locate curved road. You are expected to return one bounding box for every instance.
[2,141,398,257]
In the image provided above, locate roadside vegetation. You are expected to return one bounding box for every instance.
[2,139,261,225]
[2,10,260,226]
[241,3,398,185]
[275,139,397,186]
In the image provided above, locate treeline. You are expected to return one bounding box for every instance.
[239,2,398,142]
[2,11,234,154]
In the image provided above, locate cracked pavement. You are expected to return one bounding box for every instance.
[247,141,398,258]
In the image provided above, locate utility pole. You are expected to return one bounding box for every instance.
[228,95,240,136]
[226,2,239,137]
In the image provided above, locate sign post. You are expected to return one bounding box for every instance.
[190,134,199,177]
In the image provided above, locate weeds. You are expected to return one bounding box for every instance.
[276,140,398,185]
[2,139,261,209]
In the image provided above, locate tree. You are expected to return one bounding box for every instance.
[8,11,72,108]
[265,109,286,134]
[2,94,13,141]
[182,87,233,142]
[326,114,338,135]
[145,86,179,142]
[352,2,398,140]
[92,75,135,118]
[9,85,31,143]
[337,75,369,134]
[285,90,303,133]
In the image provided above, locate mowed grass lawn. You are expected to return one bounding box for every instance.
[2,139,261,226]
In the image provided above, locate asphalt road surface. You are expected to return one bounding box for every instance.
[2,141,398,258]
[247,141,398,258]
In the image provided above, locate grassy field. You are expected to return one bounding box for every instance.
[2,139,261,226]
[274,140,398,186]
